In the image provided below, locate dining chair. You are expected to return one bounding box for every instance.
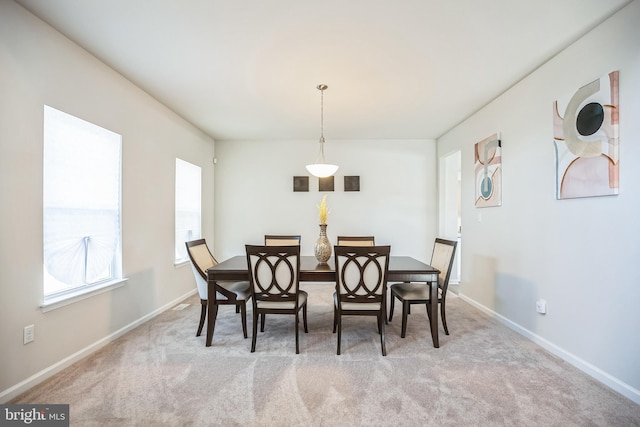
[245,244,308,354]
[336,237,387,323]
[333,245,391,356]
[264,235,301,246]
[185,239,251,338]
[388,238,457,337]
[336,235,375,246]
[261,235,301,331]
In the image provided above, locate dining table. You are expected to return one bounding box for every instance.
[206,255,441,348]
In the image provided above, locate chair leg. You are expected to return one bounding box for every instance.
[441,301,449,335]
[383,295,388,325]
[337,315,342,355]
[236,305,240,314]
[333,304,337,333]
[295,312,300,354]
[251,309,259,353]
[380,313,387,356]
[303,303,309,333]
[196,299,207,337]
[260,313,266,332]
[389,293,395,322]
[240,302,248,339]
[401,301,409,338]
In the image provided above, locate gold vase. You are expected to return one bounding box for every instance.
[314,224,332,264]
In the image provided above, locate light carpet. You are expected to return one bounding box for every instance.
[11,283,640,426]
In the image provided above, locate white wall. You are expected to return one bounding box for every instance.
[0,2,214,401]
[437,1,640,402]
[213,139,437,260]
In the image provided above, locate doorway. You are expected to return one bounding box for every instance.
[439,150,461,284]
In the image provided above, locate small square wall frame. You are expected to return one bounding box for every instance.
[293,176,309,192]
[319,176,334,192]
[344,176,360,191]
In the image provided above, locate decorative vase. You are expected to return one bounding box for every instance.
[314,224,332,264]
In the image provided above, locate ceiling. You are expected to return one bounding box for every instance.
[15,0,631,141]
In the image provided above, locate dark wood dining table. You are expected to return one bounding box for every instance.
[206,255,441,348]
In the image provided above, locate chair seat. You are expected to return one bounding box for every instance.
[390,282,442,302]
[256,290,308,310]
[217,280,251,301]
[333,292,382,311]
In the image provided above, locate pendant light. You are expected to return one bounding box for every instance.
[306,84,338,178]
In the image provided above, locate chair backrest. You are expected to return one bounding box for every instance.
[245,245,301,302]
[185,239,218,299]
[430,238,458,293]
[336,235,375,246]
[334,245,390,303]
[264,235,301,246]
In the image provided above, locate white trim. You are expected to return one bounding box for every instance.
[458,293,640,405]
[41,278,129,313]
[174,260,190,268]
[1,288,197,403]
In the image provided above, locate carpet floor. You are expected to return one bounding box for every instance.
[11,284,640,426]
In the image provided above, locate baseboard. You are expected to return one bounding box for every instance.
[0,289,197,403]
[458,293,640,405]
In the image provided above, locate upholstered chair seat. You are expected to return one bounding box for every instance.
[256,292,308,310]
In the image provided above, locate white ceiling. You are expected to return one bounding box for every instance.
[15,0,631,141]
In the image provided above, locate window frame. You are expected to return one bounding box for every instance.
[174,158,202,264]
[42,105,124,307]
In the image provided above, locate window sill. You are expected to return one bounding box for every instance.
[41,278,128,313]
[174,260,190,268]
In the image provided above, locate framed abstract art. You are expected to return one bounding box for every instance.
[553,71,619,199]
[474,133,502,207]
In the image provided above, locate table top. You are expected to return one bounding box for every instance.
[207,255,439,282]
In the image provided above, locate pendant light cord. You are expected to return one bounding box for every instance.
[317,84,327,162]
[320,86,324,141]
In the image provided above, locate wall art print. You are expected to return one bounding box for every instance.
[553,70,619,199]
[344,175,360,192]
[319,176,334,192]
[293,176,309,192]
[474,132,502,207]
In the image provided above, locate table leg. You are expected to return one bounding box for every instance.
[429,276,439,348]
[206,280,217,347]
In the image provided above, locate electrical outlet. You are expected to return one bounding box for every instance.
[536,299,547,314]
[23,324,35,344]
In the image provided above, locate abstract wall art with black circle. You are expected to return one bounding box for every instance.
[553,71,619,199]
[475,132,502,208]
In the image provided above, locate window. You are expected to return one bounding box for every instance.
[43,106,122,298]
[175,158,201,263]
